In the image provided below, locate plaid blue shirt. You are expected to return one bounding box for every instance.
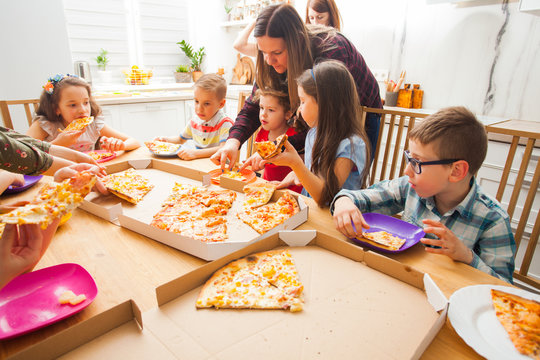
[332,176,516,283]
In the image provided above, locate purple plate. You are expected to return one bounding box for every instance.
[3,175,43,194]
[0,263,98,340]
[351,213,425,253]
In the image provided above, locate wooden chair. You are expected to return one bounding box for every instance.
[0,99,40,129]
[485,120,540,290]
[361,107,429,185]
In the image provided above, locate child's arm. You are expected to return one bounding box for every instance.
[421,219,515,283]
[99,125,140,151]
[332,196,370,238]
[177,143,222,161]
[27,121,84,147]
[153,136,185,144]
[267,141,354,205]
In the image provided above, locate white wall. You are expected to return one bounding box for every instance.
[0,1,72,101]
[194,0,540,122]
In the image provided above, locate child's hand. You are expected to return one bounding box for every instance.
[332,196,369,238]
[263,141,302,168]
[239,153,265,172]
[6,172,25,188]
[177,148,197,160]
[421,219,474,264]
[54,129,85,147]
[100,136,126,152]
[53,163,108,194]
[276,171,300,189]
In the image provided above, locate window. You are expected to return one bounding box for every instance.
[63,0,190,83]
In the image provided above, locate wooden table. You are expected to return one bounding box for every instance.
[0,147,508,359]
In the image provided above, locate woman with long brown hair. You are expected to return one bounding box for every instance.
[213,4,381,170]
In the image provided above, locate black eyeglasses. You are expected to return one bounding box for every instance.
[403,150,461,174]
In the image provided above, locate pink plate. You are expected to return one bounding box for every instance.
[0,263,97,340]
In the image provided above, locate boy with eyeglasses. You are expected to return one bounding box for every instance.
[331,106,516,283]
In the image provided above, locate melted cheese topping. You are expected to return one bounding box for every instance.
[102,168,154,204]
[144,140,180,154]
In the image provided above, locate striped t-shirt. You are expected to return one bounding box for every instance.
[180,109,233,149]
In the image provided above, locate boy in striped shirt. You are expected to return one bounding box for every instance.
[331,107,516,283]
[155,74,233,160]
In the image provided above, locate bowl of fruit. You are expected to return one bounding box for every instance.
[123,65,153,85]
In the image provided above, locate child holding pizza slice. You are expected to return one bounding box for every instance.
[244,88,306,193]
[27,74,140,152]
[260,60,370,207]
[331,107,516,283]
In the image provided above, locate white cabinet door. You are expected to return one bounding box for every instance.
[101,101,186,142]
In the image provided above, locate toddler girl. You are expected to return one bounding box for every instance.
[27,74,140,152]
[266,60,370,206]
[248,88,305,193]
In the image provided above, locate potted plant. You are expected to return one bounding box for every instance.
[177,40,205,82]
[174,65,192,83]
[95,48,113,83]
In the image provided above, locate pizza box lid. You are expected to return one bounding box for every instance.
[80,159,309,261]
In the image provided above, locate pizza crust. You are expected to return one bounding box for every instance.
[59,116,94,132]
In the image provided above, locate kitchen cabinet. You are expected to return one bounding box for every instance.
[101,101,187,142]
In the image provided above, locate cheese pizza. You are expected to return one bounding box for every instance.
[196,249,304,312]
[243,182,276,208]
[144,140,181,155]
[87,151,115,161]
[255,134,287,159]
[0,171,96,228]
[102,168,154,204]
[59,116,94,132]
[491,289,540,359]
[361,231,407,251]
[237,191,299,234]
[151,183,236,243]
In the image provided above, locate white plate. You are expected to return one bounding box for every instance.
[448,284,539,360]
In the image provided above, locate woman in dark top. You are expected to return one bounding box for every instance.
[212,4,381,170]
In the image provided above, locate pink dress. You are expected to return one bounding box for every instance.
[35,115,106,152]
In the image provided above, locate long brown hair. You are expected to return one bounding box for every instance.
[297,60,370,206]
[35,76,101,124]
[305,0,342,31]
[254,4,314,112]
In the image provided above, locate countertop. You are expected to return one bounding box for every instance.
[93,83,253,105]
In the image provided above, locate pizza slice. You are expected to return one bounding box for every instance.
[0,171,96,228]
[196,250,303,312]
[360,231,407,251]
[491,289,540,359]
[59,116,94,132]
[144,140,181,155]
[243,182,276,208]
[87,151,115,161]
[255,134,287,159]
[237,191,299,234]
[102,168,154,204]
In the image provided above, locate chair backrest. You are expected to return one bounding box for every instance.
[485,120,540,290]
[361,107,429,186]
[0,99,40,129]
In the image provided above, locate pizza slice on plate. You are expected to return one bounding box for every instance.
[144,140,181,155]
[243,182,277,207]
[0,171,96,228]
[196,249,303,312]
[255,134,287,159]
[360,231,407,251]
[491,289,540,359]
[102,168,154,204]
[59,116,94,132]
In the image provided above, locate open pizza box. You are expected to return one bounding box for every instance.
[80,159,308,260]
[7,231,448,360]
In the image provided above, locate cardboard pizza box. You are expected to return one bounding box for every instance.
[7,231,448,360]
[146,230,448,360]
[80,159,308,260]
